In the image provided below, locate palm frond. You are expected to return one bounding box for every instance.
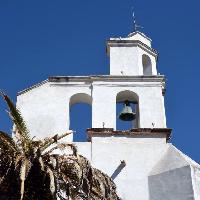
[42,143,75,157]
[0,92,120,199]
[0,92,32,154]
[40,131,72,152]
[67,144,78,157]
[19,159,26,200]
[0,158,13,185]
[0,131,19,153]
[46,166,56,195]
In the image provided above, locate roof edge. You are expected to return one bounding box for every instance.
[17,75,166,96]
[106,40,157,57]
[128,31,152,41]
[17,79,49,96]
[49,75,165,82]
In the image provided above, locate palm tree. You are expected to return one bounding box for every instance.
[0,92,120,200]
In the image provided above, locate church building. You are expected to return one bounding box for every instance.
[16,30,200,199]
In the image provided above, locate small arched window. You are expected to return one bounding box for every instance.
[69,93,92,142]
[142,54,152,75]
[116,90,139,130]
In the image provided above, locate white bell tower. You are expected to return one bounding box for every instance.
[16,26,200,200]
[107,31,158,76]
[16,30,166,139]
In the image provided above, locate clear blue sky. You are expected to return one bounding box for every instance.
[0,0,200,162]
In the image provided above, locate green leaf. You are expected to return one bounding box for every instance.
[0,92,32,155]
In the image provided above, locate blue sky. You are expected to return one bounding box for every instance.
[0,0,200,162]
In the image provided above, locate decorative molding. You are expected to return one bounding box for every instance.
[49,75,165,82]
[106,40,158,58]
[87,128,172,142]
[17,75,166,96]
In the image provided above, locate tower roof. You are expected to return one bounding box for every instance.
[128,31,152,45]
[109,31,152,47]
[149,145,200,176]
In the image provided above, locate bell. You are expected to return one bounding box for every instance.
[119,100,136,121]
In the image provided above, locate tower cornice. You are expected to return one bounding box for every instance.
[17,75,166,96]
[106,39,158,59]
[48,75,165,83]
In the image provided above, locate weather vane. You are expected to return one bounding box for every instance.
[132,8,143,32]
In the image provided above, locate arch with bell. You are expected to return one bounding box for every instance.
[116,90,139,129]
[16,30,167,142]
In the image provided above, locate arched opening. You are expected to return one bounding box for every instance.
[116,90,139,130]
[69,93,92,142]
[142,54,152,75]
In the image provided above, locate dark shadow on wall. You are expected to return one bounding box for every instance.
[148,166,193,200]
[111,160,126,180]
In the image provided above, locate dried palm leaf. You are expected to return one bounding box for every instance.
[40,131,73,153]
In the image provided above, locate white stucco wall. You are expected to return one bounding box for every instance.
[16,31,161,140]
[127,32,152,47]
[16,80,91,141]
[109,45,157,76]
[92,81,165,129]
[14,30,200,200]
[76,139,200,200]
[16,76,166,141]
[109,46,140,75]
[149,166,194,200]
[191,166,200,200]
[107,32,157,76]
[90,135,168,200]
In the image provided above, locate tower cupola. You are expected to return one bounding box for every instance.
[107,31,158,76]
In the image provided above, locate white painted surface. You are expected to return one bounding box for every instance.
[107,32,157,76]
[110,31,152,47]
[149,166,194,200]
[109,46,140,75]
[192,167,200,200]
[76,139,200,200]
[127,31,152,47]
[17,77,166,140]
[16,31,163,139]
[108,46,157,76]
[90,135,168,200]
[15,30,200,200]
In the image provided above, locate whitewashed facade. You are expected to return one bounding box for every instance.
[16,31,200,200]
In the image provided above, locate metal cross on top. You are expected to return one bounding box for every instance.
[132,9,143,32]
